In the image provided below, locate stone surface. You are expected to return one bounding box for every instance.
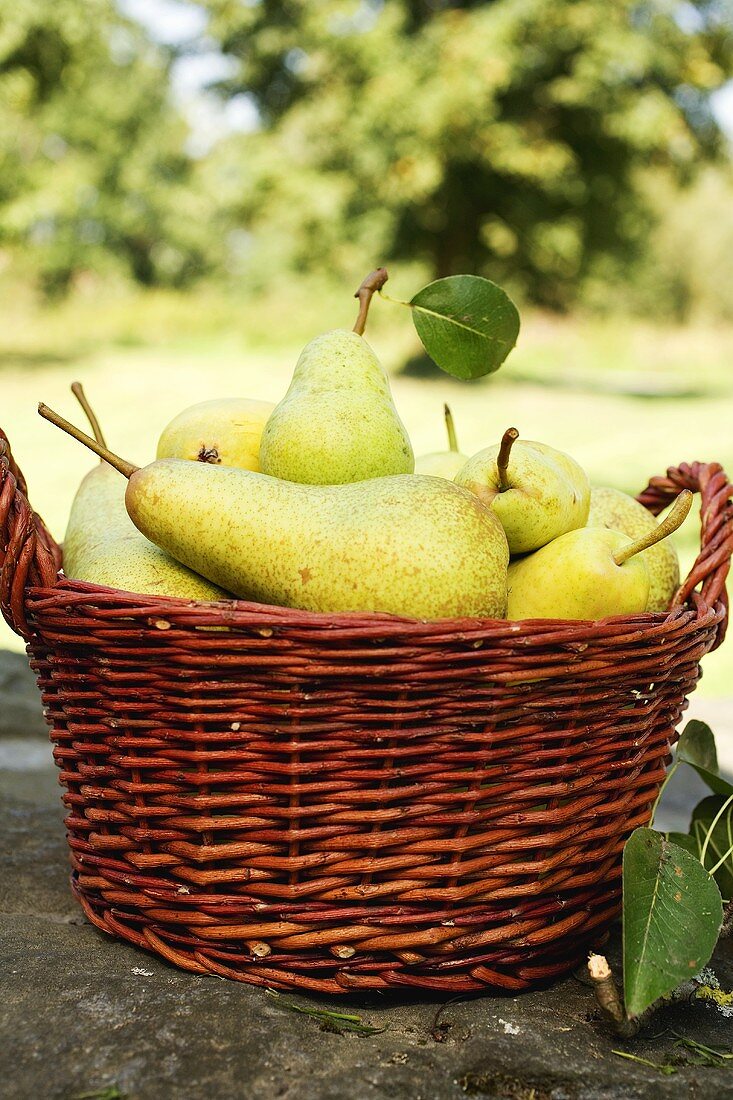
[2,650,733,1100]
[0,649,47,739]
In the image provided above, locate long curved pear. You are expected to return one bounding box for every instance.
[41,404,509,620]
[507,489,693,621]
[61,387,229,601]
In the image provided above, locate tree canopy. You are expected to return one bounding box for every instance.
[201,0,733,306]
[0,0,218,293]
[1,0,732,306]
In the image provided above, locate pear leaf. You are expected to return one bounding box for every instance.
[623,828,722,1018]
[688,766,733,799]
[409,275,520,379]
[664,831,701,857]
[676,720,718,773]
[674,720,733,797]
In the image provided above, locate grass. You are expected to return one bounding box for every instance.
[2,278,733,695]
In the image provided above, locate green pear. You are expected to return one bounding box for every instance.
[259,329,414,484]
[40,404,509,620]
[157,398,275,470]
[62,386,229,601]
[587,487,680,611]
[415,404,469,480]
[455,429,590,554]
[507,490,692,620]
[63,465,229,599]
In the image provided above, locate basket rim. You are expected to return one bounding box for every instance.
[27,572,711,634]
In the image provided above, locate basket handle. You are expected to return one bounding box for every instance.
[637,461,733,640]
[0,429,60,639]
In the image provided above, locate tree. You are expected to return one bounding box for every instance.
[0,0,218,294]
[201,0,733,307]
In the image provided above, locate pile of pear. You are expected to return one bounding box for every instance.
[45,328,689,624]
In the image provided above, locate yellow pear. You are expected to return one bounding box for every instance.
[63,385,229,601]
[157,397,275,470]
[455,428,590,554]
[507,490,692,621]
[587,487,680,611]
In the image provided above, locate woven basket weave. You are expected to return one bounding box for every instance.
[2,426,732,995]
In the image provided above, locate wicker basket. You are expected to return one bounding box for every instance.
[2,427,732,995]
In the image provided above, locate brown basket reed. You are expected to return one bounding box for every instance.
[1,426,732,995]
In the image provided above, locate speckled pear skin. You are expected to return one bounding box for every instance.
[507,527,649,621]
[157,398,275,471]
[587,487,680,612]
[455,440,590,554]
[259,330,414,484]
[415,449,469,480]
[126,462,510,619]
[63,463,229,600]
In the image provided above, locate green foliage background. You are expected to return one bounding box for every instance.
[2,0,733,314]
[0,0,223,294]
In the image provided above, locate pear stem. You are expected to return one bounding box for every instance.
[353,267,389,336]
[71,382,107,449]
[612,489,694,566]
[38,403,138,479]
[444,404,459,453]
[497,427,519,492]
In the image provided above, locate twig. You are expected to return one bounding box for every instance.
[588,954,706,1038]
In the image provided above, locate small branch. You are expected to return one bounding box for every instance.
[38,404,138,479]
[722,897,733,939]
[71,382,107,449]
[587,954,636,1036]
[588,954,704,1038]
[497,427,519,492]
[353,267,389,336]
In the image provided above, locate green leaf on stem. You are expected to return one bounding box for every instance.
[676,720,718,773]
[409,275,520,379]
[623,828,723,1018]
[674,720,733,797]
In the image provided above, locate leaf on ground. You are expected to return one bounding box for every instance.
[623,828,723,1018]
[409,275,520,380]
[612,1050,678,1075]
[265,989,386,1036]
[671,1032,733,1067]
[72,1089,125,1100]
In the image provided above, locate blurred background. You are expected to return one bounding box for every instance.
[2,0,733,710]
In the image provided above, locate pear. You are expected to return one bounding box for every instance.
[259,270,413,484]
[259,329,414,484]
[41,405,509,620]
[157,398,275,470]
[62,385,229,601]
[587,487,680,611]
[507,490,692,621]
[415,405,469,480]
[455,428,590,554]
